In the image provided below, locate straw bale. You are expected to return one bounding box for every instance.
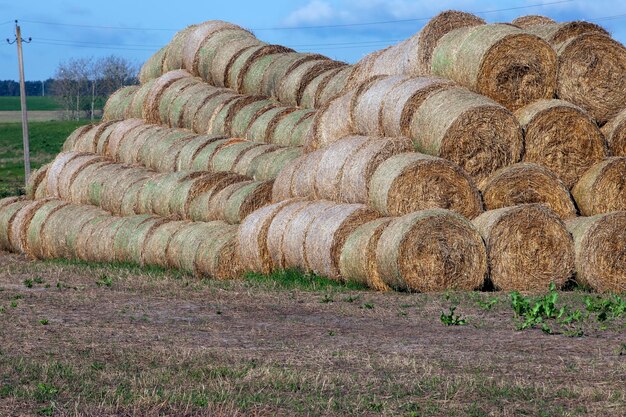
[192,91,240,133]
[308,90,354,151]
[101,169,151,215]
[473,204,574,291]
[197,28,255,83]
[352,75,410,136]
[516,99,607,188]
[369,152,483,218]
[25,164,49,199]
[111,214,154,263]
[431,24,557,110]
[209,34,265,88]
[566,212,626,293]
[186,173,250,221]
[314,136,370,200]
[181,21,247,73]
[167,83,210,128]
[479,163,576,219]
[339,217,393,290]
[410,87,523,183]
[230,99,277,138]
[212,95,266,136]
[276,59,344,106]
[240,53,283,96]
[267,199,311,270]
[377,209,487,291]
[102,85,139,121]
[316,65,355,106]
[223,180,274,224]
[142,220,188,267]
[126,79,156,119]
[290,151,323,199]
[511,15,556,29]
[63,124,95,151]
[261,53,327,98]
[143,70,192,123]
[0,199,30,252]
[168,172,226,219]
[157,77,202,125]
[232,143,279,176]
[190,138,232,171]
[139,46,167,83]
[245,107,294,143]
[271,157,301,202]
[176,134,227,171]
[300,66,346,109]
[196,226,242,279]
[56,153,107,200]
[46,151,85,197]
[227,44,294,90]
[572,157,626,216]
[106,119,147,159]
[67,161,109,204]
[601,109,626,157]
[267,109,314,146]
[210,141,262,173]
[163,25,198,71]
[9,198,54,254]
[247,147,304,181]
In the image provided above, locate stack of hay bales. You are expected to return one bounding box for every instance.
[1,10,625,293]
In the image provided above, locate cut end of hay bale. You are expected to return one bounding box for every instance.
[510,15,556,29]
[473,204,574,292]
[479,162,577,219]
[572,157,626,216]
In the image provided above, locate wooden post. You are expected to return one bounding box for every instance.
[15,22,31,184]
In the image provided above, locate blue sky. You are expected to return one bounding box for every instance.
[2,0,626,80]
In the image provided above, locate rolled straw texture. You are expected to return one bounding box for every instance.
[572,157,626,216]
[601,108,626,157]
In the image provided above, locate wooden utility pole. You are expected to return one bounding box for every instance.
[8,21,31,184]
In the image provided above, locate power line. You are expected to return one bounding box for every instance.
[20,19,177,32]
[32,40,155,52]
[0,20,13,26]
[37,37,164,48]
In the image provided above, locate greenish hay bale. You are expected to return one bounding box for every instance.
[308,89,354,151]
[207,95,262,136]
[289,112,315,147]
[104,119,143,158]
[151,172,197,218]
[431,24,557,111]
[62,124,95,151]
[180,86,225,131]
[261,53,327,98]
[38,203,93,259]
[237,199,300,273]
[167,82,211,128]
[123,216,167,265]
[344,49,386,90]
[152,133,198,173]
[100,168,152,215]
[473,204,574,292]
[142,220,188,267]
[339,217,393,291]
[410,87,523,183]
[25,164,49,199]
[94,216,129,263]
[74,121,116,153]
[601,109,626,157]
[190,138,232,171]
[511,15,556,29]
[316,65,355,107]
[314,136,370,200]
[276,59,343,106]
[126,79,156,119]
[9,198,55,254]
[168,172,223,219]
[0,199,30,252]
[197,28,257,83]
[86,164,128,207]
[230,99,277,138]
[245,107,294,143]
[158,76,202,126]
[134,172,180,216]
[352,75,411,136]
[572,157,626,216]
[268,109,315,147]
[210,141,263,173]
[267,199,312,270]
[369,152,483,219]
[339,137,414,204]
[515,99,607,189]
[232,143,279,175]
[46,151,85,197]
[139,46,167,83]
[95,123,120,156]
[34,177,49,200]
[67,161,110,204]
[140,130,197,172]
[182,21,247,73]
[163,25,198,71]
[380,76,454,137]
[195,226,242,279]
[119,180,146,217]
[111,214,154,262]
[119,125,167,165]
[524,21,608,45]
[209,35,265,88]
[165,221,219,272]
[271,157,300,202]
[0,196,24,211]
[289,152,324,200]
[247,147,304,181]
[205,181,254,221]
[103,85,140,121]
[64,207,110,259]
[479,162,576,219]
[56,153,107,201]
[192,92,240,134]
[304,203,381,280]
[187,173,251,221]
[377,209,487,292]
[240,53,283,96]
[25,199,70,259]
[222,180,273,224]
[566,212,626,293]
[176,134,227,171]
[282,200,336,272]
[300,66,347,109]
[74,214,115,261]
[227,44,294,91]
[143,70,192,123]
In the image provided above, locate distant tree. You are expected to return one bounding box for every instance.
[96,55,139,96]
[52,57,92,120]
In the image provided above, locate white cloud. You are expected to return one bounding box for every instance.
[283,1,337,26]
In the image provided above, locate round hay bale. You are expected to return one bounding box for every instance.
[196,226,242,279]
[377,209,487,291]
[73,122,115,153]
[105,119,147,159]
[180,86,224,131]
[139,46,167,83]
[0,198,30,252]
[163,25,198,71]
[103,85,139,121]
[232,143,279,175]
[142,130,197,172]
[369,152,483,218]
[63,124,95,151]
[572,157,626,216]
[308,90,354,151]
[230,99,277,138]
[472,204,574,291]
[269,109,315,147]
[300,66,346,109]
[479,163,576,219]
[186,173,251,221]
[111,214,154,263]
[166,221,208,272]
[123,216,167,265]
[182,21,247,74]
[9,198,54,254]
[117,124,164,165]
[237,199,300,273]
[223,180,274,224]
[511,15,556,29]
[24,199,68,258]
[94,123,119,156]
[281,200,336,272]
[74,214,115,261]
[86,164,128,207]
[431,24,557,111]
[245,107,294,143]
[267,199,311,270]
[210,141,262,173]
[176,135,228,171]
[304,203,380,279]
[95,217,129,263]
[566,212,626,293]
[314,136,370,200]
[276,59,343,106]
[190,138,232,171]
[210,35,265,88]
[352,75,411,136]
[64,207,110,259]
[601,109,626,157]
[380,76,454,137]
[211,96,266,136]
[38,203,89,259]
[516,99,607,188]
[316,65,355,106]
[192,91,241,134]
[167,82,210,128]
[196,28,255,82]
[290,151,324,199]
[247,147,303,181]
[240,53,284,95]
[261,53,327,98]
[119,180,146,217]
[227,44,294,91]
[410,87,523,183]
[143,70,192,123]
[205,180,254,221]
[46,151,85,197]
[271,157,301,202]
[25,164,49,199]
[142,220,188,268]
[289,112,315,147]
[126,79,156,119]
[67,161,110,204]
[157,76,202,125]
[168,172,223,219]
[339,137,414,204]
[56,153,107,201]
[101,169,151,215]
[151,172,199,218]
[339,217,393,291]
